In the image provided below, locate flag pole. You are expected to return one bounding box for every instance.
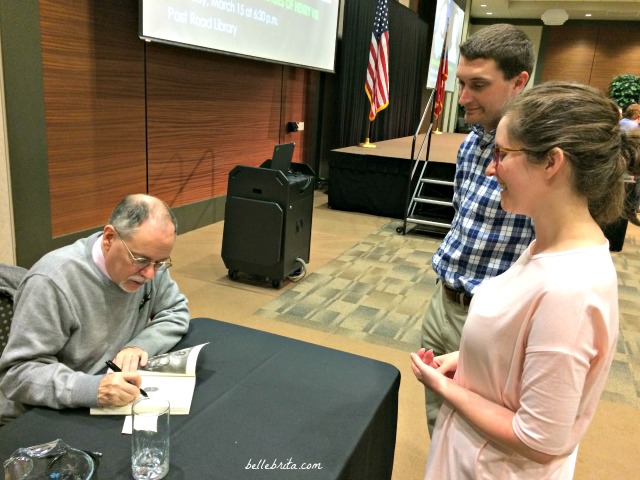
[361,0,389,149]
[434,114,443,135]
[359,121,376,148]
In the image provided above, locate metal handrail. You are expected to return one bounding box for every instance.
[398,89,436,235]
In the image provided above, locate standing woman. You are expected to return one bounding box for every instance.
[412,82,640,479]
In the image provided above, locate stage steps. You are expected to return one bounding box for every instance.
[398,160,455,236]
[396,89,458,237]
[402,214,451,236]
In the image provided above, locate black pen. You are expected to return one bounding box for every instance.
[105,360,149,397]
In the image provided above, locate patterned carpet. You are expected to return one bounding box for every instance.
[257,222,439,350]
[256,222,640,408]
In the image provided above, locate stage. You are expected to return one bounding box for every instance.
[328,133,466,218]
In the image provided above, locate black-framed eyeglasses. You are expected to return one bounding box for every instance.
[493,145,529,166]
[113,228,173,271]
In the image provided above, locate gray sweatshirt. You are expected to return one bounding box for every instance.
[0,232,190,425]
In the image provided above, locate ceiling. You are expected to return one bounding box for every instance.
[469,0,640,22]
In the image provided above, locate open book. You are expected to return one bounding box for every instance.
[90,343,208,415]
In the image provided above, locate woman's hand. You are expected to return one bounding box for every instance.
[410,349,459,392]
[411,349,557,464]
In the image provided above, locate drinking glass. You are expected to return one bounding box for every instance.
[131,397,170,480]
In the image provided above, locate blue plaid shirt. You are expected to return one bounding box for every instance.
[432,125,535,295]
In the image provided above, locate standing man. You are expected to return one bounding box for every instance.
[421,24,536,435]
[0,194,190,425]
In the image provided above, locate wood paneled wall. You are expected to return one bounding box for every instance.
[146,44,282,205]
[540,24,640,94]
[38,0,311,237]
[145,44,312,206]
[40,1,147,237]
[591,27,640,93]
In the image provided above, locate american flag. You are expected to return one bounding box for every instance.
[365,0,389,121]
[434,20,449,119]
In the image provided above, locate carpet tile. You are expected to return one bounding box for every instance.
[256,222,640,408]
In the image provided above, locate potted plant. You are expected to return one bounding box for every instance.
[608,74,640,111]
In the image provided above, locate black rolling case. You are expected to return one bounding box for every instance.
[221,161,315,288]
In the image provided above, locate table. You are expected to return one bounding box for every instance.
[0,318,400,479]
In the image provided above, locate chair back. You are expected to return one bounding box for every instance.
[0,263,28,355]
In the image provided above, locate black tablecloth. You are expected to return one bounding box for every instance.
[328,154,412,219]
[0,318,400,479]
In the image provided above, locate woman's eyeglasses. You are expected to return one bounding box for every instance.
[114,228,173,271]
[493,146,528,166]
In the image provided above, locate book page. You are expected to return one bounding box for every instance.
[139,343,208,377]
[90,343,208,415]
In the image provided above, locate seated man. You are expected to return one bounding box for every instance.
[620,103,640,131]
[0,194,190,425]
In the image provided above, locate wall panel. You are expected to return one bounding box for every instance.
[145,44,283,206]
[39,1,146,237]
[540,26,597,85]
[281,66,308,165]
[40,1,311,234]
[540,24,640,95]
[591,27,640,93]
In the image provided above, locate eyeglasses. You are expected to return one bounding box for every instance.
[113,228,173,271]
[493,145,529,166]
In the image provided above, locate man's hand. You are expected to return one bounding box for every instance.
[113,346,149,371]
[98,371,142,407]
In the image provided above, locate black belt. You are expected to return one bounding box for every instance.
[442,282,473,308]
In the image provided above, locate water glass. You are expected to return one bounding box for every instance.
[131,397,170,480]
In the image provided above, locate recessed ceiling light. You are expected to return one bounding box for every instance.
[585,13,592,17]
[480,4,487,6]
[486,12,493,15]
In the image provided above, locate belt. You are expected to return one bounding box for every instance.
[442,282,473,308]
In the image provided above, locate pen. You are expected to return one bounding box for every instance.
[105,360,148,397]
